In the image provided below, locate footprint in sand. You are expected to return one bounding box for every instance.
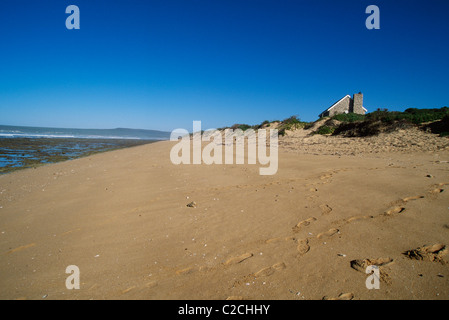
[296,239,310,256]
[320,174,332,180]
[317,228,339,239]
[225,253,253,265]
[121,281,158,294]
[322,292,354,300]
[346,215,373,223]
[253,262,286,278]
[121,286,136,294]
[319,204,333,215]
[385,206,405,215]
[265,236,295,244]
[292,217,317,233]
[253,266,275,277]
[145,281,158,289]
[427,187,445,200]
[5,243,36,254]
[402,195,425,202]
[430,188,444,194]
[350,258,393,284]
[319,174,333,184]
[350,257,393,272]
[176,266,196,275]
[403,243,447,264]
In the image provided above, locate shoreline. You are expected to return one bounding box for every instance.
[0,137,159,175]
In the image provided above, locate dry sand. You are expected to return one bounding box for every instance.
[1,129,449,300]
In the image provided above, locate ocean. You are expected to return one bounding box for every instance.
[0,125,171,174]
[0,125,170,140]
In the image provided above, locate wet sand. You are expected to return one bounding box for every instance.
[0,137,155,174]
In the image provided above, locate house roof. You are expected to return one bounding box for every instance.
[319,95,368,117]
[319,95,351,117]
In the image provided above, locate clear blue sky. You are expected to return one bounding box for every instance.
[1,0,448,131]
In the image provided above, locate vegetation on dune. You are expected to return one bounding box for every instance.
[217,106,449,138]
[423,114,449,137]
[332,119,414,137]
[330,107,449,137]
[316,125,335,135]
[332,107,449,125]
[331,113,366,123]
[229,124,253,131]
[223,116,311,136]
[366,107,449,124]
[277,116,309,136]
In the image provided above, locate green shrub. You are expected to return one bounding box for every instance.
[424,113,449,136]
[303,123,313,130]
[332,113,365,123]
[230,124,252,131]
[330,107,449,137]
[366,107,449,124]
[252,120,271,130]
[332,119,415,137]
[316,126,335,135]
[276,115,310,135]
[282,115,302,125]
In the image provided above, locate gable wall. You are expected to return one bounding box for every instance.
[324,96,352,117]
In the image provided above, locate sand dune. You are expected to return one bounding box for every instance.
[0,128,448,300]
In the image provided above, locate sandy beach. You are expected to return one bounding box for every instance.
[1,129,449,300]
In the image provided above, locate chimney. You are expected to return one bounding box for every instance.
[353,92,364,114]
